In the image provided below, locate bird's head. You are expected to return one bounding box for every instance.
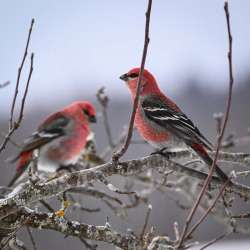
[78,101,97,123]
[67,101,97,123]
[120,68,160,97]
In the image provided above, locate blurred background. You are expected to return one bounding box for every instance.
[1,0,250,249]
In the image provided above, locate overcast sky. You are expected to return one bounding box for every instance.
[1,0,250,113]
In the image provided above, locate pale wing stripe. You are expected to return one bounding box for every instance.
[151,115,178,121]
[145,106,196,129]
[38,132,60,138]
[143,107,170,112]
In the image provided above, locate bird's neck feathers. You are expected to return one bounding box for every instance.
[128,78,162,99]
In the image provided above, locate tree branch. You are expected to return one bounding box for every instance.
[178,2,234,247]
[13,208,140,249]
[96,87,114,148]
[0,19,35,154]
[112,0,152,162]
[9,18,35,128]
[1,154,249,221]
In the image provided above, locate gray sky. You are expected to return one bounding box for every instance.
[1,0,250,112]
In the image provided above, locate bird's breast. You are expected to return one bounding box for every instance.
[135,108,170,142]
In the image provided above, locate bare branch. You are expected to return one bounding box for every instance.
[9,18,35,128]
[199,231,231,250]
[68,186,123,205]
[96,87,114,147]
[140,204,152,239]
[26,227,37,250]
[0,154,249,221]
[17,53,34,125]
[185,178,230,239]
[112,0,152,162]
[21,208,140,249]
[178,2,234,246]
[0,18,35,154]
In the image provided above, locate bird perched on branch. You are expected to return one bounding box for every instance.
[120,68,229,182]
[8,101,97,186]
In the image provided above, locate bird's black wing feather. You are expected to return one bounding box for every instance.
[20,115,70,153]
[141,96,213,150]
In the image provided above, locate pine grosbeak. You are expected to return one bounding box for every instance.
[8,101,96,186]
[120,68,229,181]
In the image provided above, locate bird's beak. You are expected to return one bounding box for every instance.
[89,115,97,123]
[120,73,128,81]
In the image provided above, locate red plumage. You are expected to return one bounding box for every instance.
[8,101,96,186]
[121,68,229,182]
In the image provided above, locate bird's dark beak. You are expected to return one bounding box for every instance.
[89,115,97,123]
[120,73,128,81]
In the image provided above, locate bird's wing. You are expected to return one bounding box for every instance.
[20,112,70,153]
[141,96,213,150]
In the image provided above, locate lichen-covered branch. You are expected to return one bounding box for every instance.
[1,153,249,221]
[3,207,139,249]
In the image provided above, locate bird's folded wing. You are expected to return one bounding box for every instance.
[20,113,70,154]
[141,96,213,150]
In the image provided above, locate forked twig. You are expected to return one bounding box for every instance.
[9,18,35,128]
[0,19,35,153]
[140,204,152,239]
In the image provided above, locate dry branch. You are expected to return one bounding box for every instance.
[0,19,35,154]
[178,2,234,247]
[0,154,249,221]
[112,0,152,162]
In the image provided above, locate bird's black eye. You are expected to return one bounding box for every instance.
[82,109,96,123]
[128,73,139,78]
[83,109,89,116]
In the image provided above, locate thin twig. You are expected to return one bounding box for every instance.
[232,212,250,219]
[17,52,34,124]
[80,238,97,250]
[26,227,37,250]
[140,204,152,239]
[0,132,20,147]
[185,178,230,240]
[0,19,35,154]
[0,53,34,153]
[39,200,55,213]
[177,2,234,247]
[112,0,152,162]
[213,112,224,135]
[96,87,114,147]
[199,231,231,250]
[9,18,35,128]
[174,222,180,242]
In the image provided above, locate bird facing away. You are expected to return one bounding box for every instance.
[8,101,97,186]
[120,68,229,182]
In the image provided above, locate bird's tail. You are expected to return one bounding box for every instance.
[7,151,32,187]
[191,143,230,182]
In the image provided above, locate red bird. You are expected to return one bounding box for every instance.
[120,68,229,181]
[8,101,96,186]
